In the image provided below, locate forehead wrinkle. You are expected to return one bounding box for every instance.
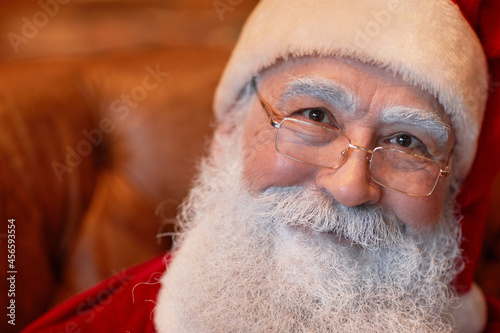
[381,106,451,146]
[276,75,357,113]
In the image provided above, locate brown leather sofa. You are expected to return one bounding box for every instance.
[0,3,499,331]
[0,46,230,331]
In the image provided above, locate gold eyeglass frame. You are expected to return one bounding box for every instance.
[250,77,452,197]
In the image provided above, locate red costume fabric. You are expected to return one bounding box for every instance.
[21,254,500,332]
[451,0,500,294]
[22,255,170,333]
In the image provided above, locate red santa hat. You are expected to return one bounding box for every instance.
[214,0,500,298]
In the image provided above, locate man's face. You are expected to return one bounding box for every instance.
[155,56,462,332]
[240,56,455,235]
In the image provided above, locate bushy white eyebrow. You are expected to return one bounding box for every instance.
[276,77,450,145]
[381,106,451,146]
[277,76,357,113]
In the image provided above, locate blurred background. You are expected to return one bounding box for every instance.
[0,1,257,331]
[0,0,257,60]
[0,0,498,332]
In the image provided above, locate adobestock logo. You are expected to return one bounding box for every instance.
[213,0,243,21]
[461,73,500,112]
[353,0,402,49]
[7,0,71,54]
[51,65,169,182]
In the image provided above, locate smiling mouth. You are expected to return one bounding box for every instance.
[288,225,359,247]
[315,230,359,247]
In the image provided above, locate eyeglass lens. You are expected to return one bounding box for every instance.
[275,118,441,196]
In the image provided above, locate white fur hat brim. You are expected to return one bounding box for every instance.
[214,0,488,180]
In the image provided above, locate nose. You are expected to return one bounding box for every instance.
[316,148,381,207]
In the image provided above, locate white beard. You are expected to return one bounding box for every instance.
[154,129,463,332]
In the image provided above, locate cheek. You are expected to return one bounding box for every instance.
[383,182,448,234]
[243,151,314,192]
[240,128,316,193]
[239,104,318,193]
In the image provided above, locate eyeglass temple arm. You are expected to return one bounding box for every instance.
[439,154,454,177]
[251,77,281,128]
[440,166,451,177]
[438,153,454,177]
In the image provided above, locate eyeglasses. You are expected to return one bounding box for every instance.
[251,78,452,197]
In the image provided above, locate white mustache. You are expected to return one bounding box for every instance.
[255,186,407,248]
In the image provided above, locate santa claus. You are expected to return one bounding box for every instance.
[24,0,500,332]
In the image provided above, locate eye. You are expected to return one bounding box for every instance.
[389,133,428,155]
[393,134,414,147]
[300,108,332,124]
